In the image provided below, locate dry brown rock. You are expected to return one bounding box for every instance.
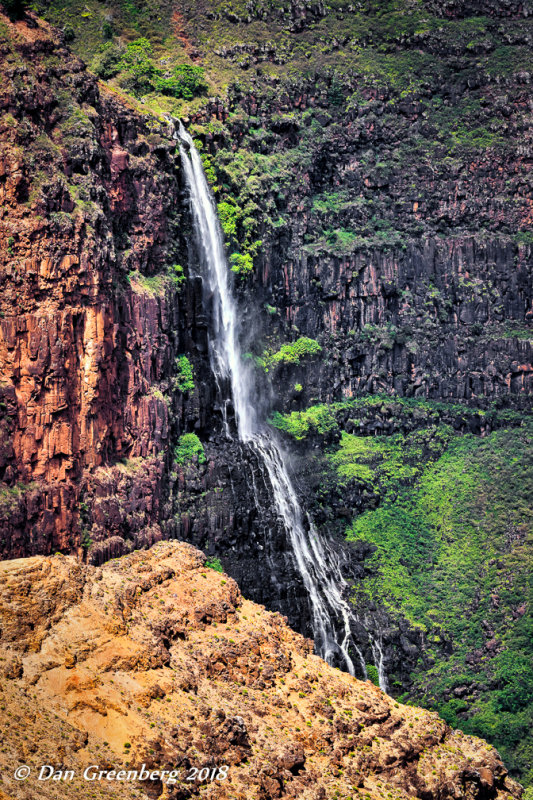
[0,542,523,800]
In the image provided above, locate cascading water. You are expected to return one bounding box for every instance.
[177,121,386,686]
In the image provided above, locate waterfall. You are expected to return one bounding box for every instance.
[177,122,386,686]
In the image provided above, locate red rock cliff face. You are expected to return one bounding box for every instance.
[0,13,201,560]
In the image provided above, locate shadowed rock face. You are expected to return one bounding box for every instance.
[0,541,523,800]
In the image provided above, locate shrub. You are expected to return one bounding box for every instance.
[90,42,124,79]
[218,201,238,240]
[270,404,338,440]
[174,433,206,465]
[102,19,114,40]
[171,264,186,287]
[173,355,194,394]
[205,557,223,573]
[262,337,322,370]
[229,252,253,277]
[154,64,207,100]
[62,23,75,42]
[366,664,380,687]
[118,38,157,96]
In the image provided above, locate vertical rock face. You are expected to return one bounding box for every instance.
[258,240,532,405]
[0,16,317,637]
[0,13,196,558]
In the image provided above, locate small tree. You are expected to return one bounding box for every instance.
[154,64,207,99]
[118,38,157,96]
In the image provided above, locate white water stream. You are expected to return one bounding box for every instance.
[177,122,386,685]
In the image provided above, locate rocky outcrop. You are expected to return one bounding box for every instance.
[0,541,523,800]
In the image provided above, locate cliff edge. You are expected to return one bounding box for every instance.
[0,541,523,800]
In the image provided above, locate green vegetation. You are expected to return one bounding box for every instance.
[117,37,157,95]
[205,556,224,573]
[229,252,253,277]
[260,337,321,372]
[366,664,380,687]
[128,265,186,295]
[329,427,453,493]
[90,41,125,79]
[127,270,168,296]
[174,433,206,466]
[171,264,187,287]
[0,482,37,517]
[173,355,195,394]
[271,403,337,440]
[270,394,522,441]
[156,63,207,100]
[344,422,532,785]
[515,231,533,246]
[113,38,207,98]
[217,201,238,239]
[36,0,527,270]
[215,197,261,277]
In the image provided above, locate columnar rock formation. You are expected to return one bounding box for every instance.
[0,13,193,558]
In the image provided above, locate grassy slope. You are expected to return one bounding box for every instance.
[37,0,533,119]
[274,403,532,786]
[345,422,533,786]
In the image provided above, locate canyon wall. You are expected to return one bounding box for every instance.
[0,14,314,640]
[0,0,532,769]
[0,13,196,558]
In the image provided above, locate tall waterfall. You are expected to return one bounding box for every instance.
[177,122,385,685]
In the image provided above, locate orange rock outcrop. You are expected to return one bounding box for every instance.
[0,542,522,800]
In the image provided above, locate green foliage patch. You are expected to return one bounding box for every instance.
[329,426,453,493]
[205,556,224,573]
[345,422,533,784]
[260,337,321,371]
[173,355,195,394]
[93,37,208,98]
[174,433,206,465]
[270,403,338,440]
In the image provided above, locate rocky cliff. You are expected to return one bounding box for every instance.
[0,0,531,790]
[0,541,523,800]
[0,11,189,558]
[0,10,319,658]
